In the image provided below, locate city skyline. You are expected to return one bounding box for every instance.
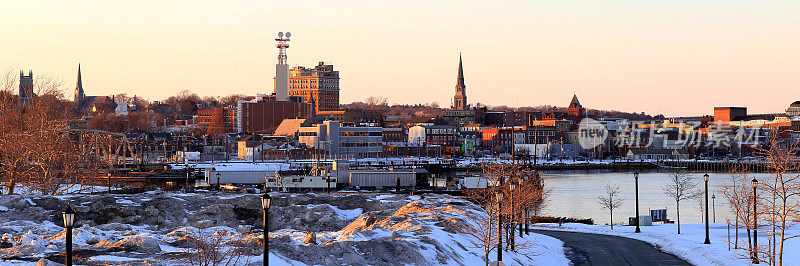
[3,1,800,116]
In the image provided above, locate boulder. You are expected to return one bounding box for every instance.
[96,223,133,232]
[94,234,163,253]
[0,244,47,259]
[302,231,316,245]
[36,258,63,266]
[30,197,63,211]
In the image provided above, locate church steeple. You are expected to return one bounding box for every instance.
[74,64,85,102]
[456,54,465,90]
[453,54,468,110]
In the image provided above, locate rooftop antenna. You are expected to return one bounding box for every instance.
[276,32,291,65]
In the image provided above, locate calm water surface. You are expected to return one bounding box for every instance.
[539,170,768,225]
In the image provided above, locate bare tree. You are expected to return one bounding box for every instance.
[364,96,388,110]
[455,163,548,265]
[183,227,252,266]
[0,68,93,195]
[696,192,706,223]
[597,180,624,229]
[662,171,701,234]
[455,184,499,266]
[722,166,755,251]
[754,130,800,266]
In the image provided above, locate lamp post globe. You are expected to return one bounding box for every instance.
[62,204,76,266]
[261,193,271,266]
[703,173,710,244]
[634,172,641,233]
[216,172,221,190]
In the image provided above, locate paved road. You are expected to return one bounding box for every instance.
[532,230,692,266]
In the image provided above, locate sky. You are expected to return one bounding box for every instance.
[2,0,799,117]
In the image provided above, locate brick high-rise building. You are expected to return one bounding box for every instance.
[197,107,237,134]
[289,62,340,112]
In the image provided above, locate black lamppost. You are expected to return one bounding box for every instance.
[326,172,332,193]
[261,193,272,266]
[62,204,76,266]
[712,194,716,223]
[216,172,221,191]
[634,172,641,233]
[752,178,759,264]
[495,190,503,263]
[703,173,711,244]
[107,172,112,194]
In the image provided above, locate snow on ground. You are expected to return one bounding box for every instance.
[0,191,568,265]
[265,194,568,265]
[533,222,800,266]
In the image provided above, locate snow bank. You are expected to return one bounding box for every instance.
[0,191,569,265]
[533,222,800,266]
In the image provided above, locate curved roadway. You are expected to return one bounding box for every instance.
[532,230,692,266]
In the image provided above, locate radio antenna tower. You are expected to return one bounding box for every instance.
[276,32,291,64]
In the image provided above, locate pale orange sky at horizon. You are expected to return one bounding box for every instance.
[2,0,799,117]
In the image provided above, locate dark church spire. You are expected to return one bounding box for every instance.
[74,64,85,102]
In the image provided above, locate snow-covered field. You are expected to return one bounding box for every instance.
[533,222,800,265]
[0,191,568,265]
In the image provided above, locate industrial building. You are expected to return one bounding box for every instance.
[299,120,383,158]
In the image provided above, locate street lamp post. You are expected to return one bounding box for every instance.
[261,193,272,266]
[634,172,641,233]
[107,172,112,194]
[216,172,221,191]
[496,190,504,263]
[62,204,76,266]
[712,194,716,223]
[752,178,759,264]
[703,173,711,244]
[326,172,332,193]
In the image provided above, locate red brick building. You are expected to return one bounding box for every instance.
[713,107,747,123]
[236,95,312,133]
[197,107,237,134]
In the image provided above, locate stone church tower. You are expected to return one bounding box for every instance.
[453,54,468,110]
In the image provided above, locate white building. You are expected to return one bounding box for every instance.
[299,121,383,158]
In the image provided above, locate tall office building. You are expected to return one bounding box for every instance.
[289,62,340,112]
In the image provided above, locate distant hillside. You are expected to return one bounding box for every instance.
[342,101,660,121]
